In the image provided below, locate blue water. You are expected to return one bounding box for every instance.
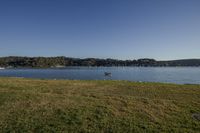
[0,67,200,84]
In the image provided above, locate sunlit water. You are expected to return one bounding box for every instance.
[0,67,200,84]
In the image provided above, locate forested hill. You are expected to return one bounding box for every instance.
[0,56,200,68]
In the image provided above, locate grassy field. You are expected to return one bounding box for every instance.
[0,78,199,133]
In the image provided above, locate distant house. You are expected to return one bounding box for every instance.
[51,65,65,68]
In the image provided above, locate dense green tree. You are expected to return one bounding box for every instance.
[0,56,199,68]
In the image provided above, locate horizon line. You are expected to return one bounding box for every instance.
[0,56,200,61]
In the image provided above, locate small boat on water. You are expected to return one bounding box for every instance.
[0,67,5,70]
[104,72,112,76]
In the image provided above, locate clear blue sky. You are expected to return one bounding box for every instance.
[0,0,200,60]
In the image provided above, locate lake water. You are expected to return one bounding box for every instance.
[0,67,200,84]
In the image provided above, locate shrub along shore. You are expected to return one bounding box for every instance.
[0,78,199,132]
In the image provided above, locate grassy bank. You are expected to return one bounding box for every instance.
[0,78,199,132]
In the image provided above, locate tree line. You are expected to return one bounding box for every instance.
[0,56,200,68]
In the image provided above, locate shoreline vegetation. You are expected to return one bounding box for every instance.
[0,77,199,132]
[0,56,200,68]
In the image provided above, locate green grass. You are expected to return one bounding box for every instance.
[0,78,199,133]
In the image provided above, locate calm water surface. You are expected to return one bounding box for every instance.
[0,67,200,84]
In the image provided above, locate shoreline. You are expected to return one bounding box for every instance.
[0,76,200,85]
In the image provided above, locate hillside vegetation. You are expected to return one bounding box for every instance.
[0,78,199,132]
[0,56,200,68]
